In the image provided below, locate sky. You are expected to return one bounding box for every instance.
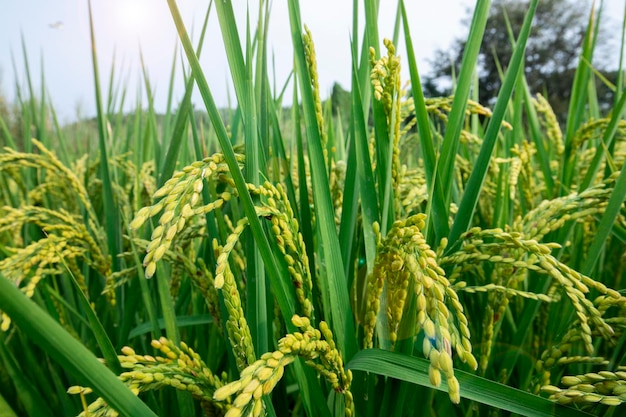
[0,0,623,123]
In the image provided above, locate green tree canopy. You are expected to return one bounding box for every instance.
[425,0,617,121]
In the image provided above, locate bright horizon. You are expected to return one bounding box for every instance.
[0,0,621,123]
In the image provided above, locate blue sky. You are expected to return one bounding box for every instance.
[0,0,622,123]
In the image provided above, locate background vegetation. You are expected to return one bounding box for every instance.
[425,0,620,121]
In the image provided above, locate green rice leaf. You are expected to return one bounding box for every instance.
[432,0,492,243]
[580,88,626,191]
[447,0,538,249]
[287,0,357,361]
[561,2,599,191]
[0,274,158,417]
[166,0,297,326]
[159,3,212,187]
[0,391,18,417]
[87,0,122,271]
[582,153,626,275]
[347,349,593,417]
[0,336,54,417]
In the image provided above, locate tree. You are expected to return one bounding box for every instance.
[425,0,616,122]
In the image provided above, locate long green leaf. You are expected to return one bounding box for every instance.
[159,2,212,187]
[0,391,18,417]
[522,76,555,196]
[0,336,54,417]
[561,2,599,191]
[399,0,449,243]
[165,0,297,325]
[347,349,593,417]
[580,88,626,191]
[447,0,538,249]
[582,159,626,276]
[87,0,122,271]
[0,274,158,417]
[66,269,121,374]
[351,61,379,275]
[215,0,268,357]
[432,0,492,243]
[286,0,357,361]
[364,0,396,232]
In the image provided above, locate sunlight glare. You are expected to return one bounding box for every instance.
[114,0,152,37]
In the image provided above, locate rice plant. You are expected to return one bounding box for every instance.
[0,0,625,416]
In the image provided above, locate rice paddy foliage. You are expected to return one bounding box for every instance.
[0,0,625,416]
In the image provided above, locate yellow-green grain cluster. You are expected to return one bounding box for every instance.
[542,368,626,407]
[533,93,564,156]
[364,214,476,403]
[248,181,314,318]
[302,25,327,165]
[0,140,112,327]
[213,218,257,371]
[70,338,227,417]
[370,38,402,206]
[214,315,353,417]
[130,153,241,278]
[443,226,624,355]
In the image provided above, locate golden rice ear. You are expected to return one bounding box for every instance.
[302,25,328,167]
[370,38,403,213]
[71,337,230,417]
[213,318,354,417]
[363,214,476,403]
[533,93,564,156]
[541,369,626,407]
[131,153,243,279]
[254,182,315,319]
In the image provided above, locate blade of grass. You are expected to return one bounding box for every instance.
[0,391,18,417]
[47,95,71,166]
[139,49,161,174]
[287,0,358,360]
[87,0,122,271]
[338,128,359,279]
[0,335,54,417]
[105,50,117,116]
[617,5,626,99]
[162,42,179,143]
[122,211,161,341]
[0,274,158,417]
[166,0,297,324]
[522,76,555,196]
[289,81,330,417]
[431,0,492,244]
[351,58,379,275]
[561,2,599,192]
[159,2,212,187]
[447,0,538,250]
[293,82,321,320]
[581,157,626,276]
[364,0,396,233]
[0,105,16,149]
[155,262,196,416]
[347,349,593,417]
[399,0,435,189]
[37,56,48,149]
[399,0,448,242]
[20,34,40,147]
[215,0,268,356]
[579,88,626,191]
[64,267,122,374]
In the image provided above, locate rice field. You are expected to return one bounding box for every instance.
[0,0,625,416]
